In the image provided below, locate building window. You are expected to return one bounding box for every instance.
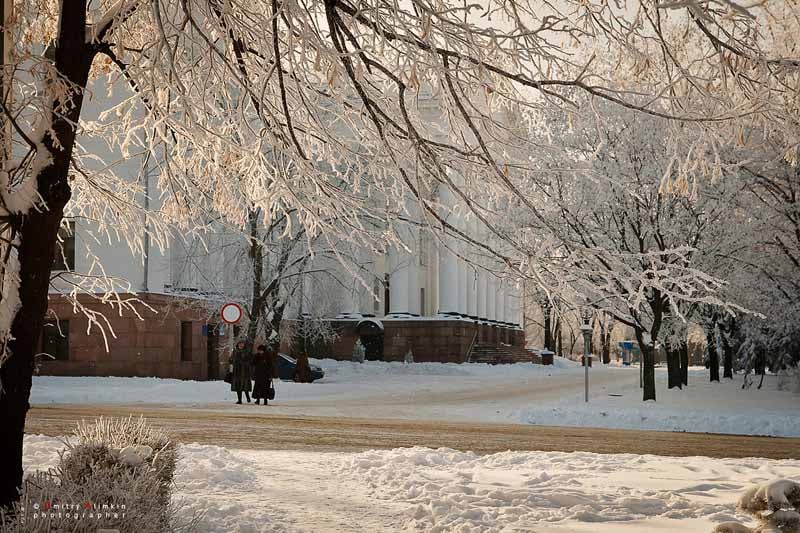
[41,320,69,361]
[420,287,425,316]
[52,220,75,271]
[181,321,193,361]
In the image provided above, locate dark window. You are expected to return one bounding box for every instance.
[41,320,69,361]
[52,221,75,271]
[420,287,425,316]
[181,321,193,361]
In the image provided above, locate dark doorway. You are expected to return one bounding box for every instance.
[206,324,219,380]
[356,319,385,361]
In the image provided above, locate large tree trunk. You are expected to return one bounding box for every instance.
[601,316,613,364]
[707,326,720,382]
[722,337,734,379]
[635,328,656,401]
[0,4,92,510]
[246,208,264,346]
[679,342,689,386]
[666,346,682,390]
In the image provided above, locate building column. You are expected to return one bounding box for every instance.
[387,232,417,318]
[457,251,467,317]
[437,185,459,318]
[466,266,478,319]
[495,279,505,325]
[487,275,496,322]
[477,270,487,321]
[335,282,360,319]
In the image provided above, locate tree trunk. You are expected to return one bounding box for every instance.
[635,329,656,401]
[246,208,264,346]
[755,347,766,389]
[0,3,92,510]
[641,342,656,401]
[707,327,720,382]
[679,342,689,386]
[722,337,734,379]
[666,347,682,389]
[601,316,613,364]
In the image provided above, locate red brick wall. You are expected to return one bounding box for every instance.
[282,319,525,363]
[38,293,217,380]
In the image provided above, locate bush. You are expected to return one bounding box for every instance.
[1,417,196,533]
[715,480,800,533]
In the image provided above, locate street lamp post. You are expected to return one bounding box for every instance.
[580,309,593,403]
[542,300,552,352]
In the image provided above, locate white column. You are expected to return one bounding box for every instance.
[503,289,511,325]
[437,185,459,318]
[487,275,496,322]
[387,242,412,317]
[389,221,419,318]
[457,252,467,317]
[466,267,478,318]
[506,287,520,328]
[336,282,359,319]
[495,279,505,324]
[477,270,487,321]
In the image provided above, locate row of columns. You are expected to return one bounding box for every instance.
[339,185,523,328]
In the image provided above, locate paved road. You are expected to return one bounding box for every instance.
[25,404,800,459]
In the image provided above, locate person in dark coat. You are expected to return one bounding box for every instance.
[230,340,253,404]
[252,345,275,405]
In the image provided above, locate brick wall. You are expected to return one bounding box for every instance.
[283,319,525,363]
[38,293,217,380]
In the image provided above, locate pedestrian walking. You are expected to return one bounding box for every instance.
[230,340,253,404]
[252,344,275,405]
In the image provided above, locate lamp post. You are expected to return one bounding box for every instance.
[580,309,593,403]
[542,299,552,352]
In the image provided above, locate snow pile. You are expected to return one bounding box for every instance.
[513,369,800,437]
[343,447,774,532]
[21,435,800,532]
[312,358,576,380]
[514,404,800,437]
[172,444,266,532]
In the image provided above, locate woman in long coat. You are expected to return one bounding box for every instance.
[230,340,253,404]
[252,345,275,405]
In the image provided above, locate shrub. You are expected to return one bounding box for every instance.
[1,417,196,533]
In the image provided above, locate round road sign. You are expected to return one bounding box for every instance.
[220,303,243,324]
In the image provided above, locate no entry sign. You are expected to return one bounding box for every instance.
[220,303,243,324]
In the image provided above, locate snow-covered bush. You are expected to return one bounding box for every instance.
[777,368,800,394]
[735,480,800,533]
[1,417,194,532]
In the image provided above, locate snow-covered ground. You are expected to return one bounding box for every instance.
[30,358,800,437]
[22,435,800,532]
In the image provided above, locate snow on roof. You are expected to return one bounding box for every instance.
[356,318,384,330]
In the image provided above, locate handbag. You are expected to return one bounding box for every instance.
[268,381,275,400]
[224,364,233,384]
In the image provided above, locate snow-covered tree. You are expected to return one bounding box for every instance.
[0,0,796,510]
[508,100,747,401]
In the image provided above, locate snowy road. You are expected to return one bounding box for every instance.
[31,360,800,437]
[25,404,800,459]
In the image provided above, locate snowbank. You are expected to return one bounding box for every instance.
[22,435,800,532]
[513,369,800,437]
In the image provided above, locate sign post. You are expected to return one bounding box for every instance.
[220,303,243,362]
